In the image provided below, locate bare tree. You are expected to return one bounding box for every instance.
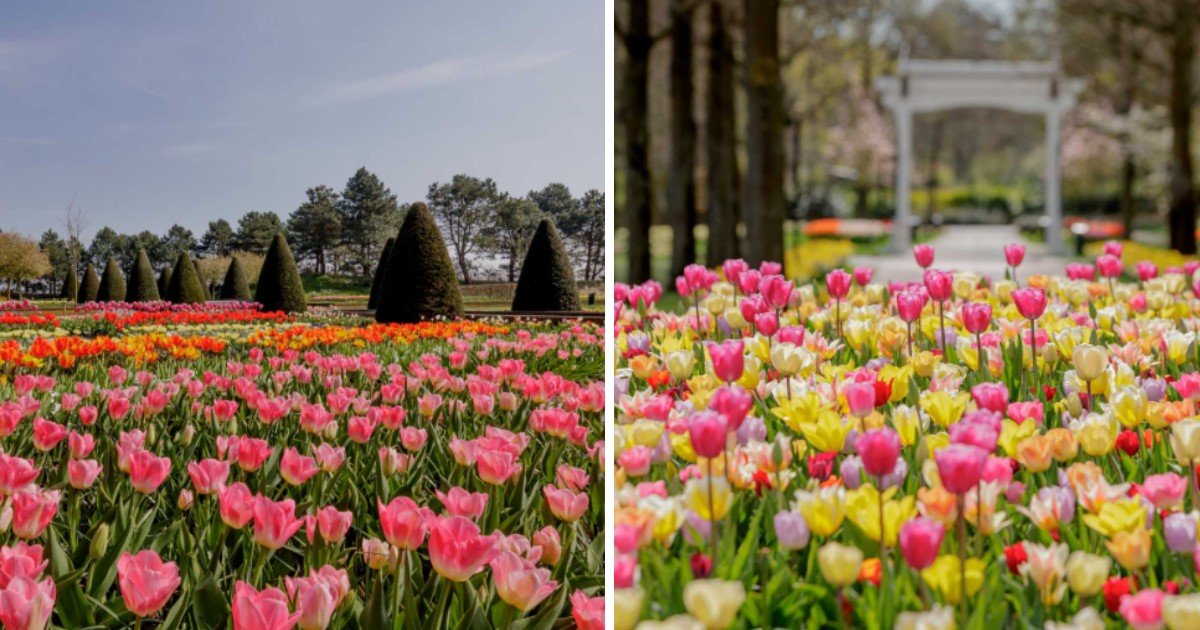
[61,196,89,268]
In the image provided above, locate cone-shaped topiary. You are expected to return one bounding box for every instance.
[254,233,307,313]
[125,249,160,302]
[61,266,78,301]
[376,202,462,323]
[78,264,100,303]
[166,252,207,304]
[512,218,581,311]
[220,257,252,300]
[157,267,172,297]
[367,237,395,310]
[95,257,127,303]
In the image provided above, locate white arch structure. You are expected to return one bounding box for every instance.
[876,59,1084,255]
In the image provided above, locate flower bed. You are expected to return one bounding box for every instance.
[0,315,604,628]
[613,243,1200,629]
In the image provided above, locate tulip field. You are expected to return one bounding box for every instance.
[0,302,604,629]
[614,242,1200,629]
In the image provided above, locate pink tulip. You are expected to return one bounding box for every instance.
[913,244,935,268]
[284,574,337,630]
[1103,240,1124,257]
[78,406,98,427]
[377,447,412,476]
[0,455,39,496]
[117,549,180,617]
[280,448,320,486]
[491,550,557,611]
[961,302,992,334]
[67,460,102,490]
[236,438,273,472]
[759,274,793,309]
[706,340,744,383]
[533,526,562,565]
[212,399,238,422]
[435,487,488,520]
[1003,243,1025,267]
[843,381,876,417]
[346,416,377,444]
[477,450,523,485]
[753,311,778,337]
[67,432,94,459]
[1119,588,1165,630]
[1006,401,1045,425]
[853,266,873,286]
[825,269,852,300]
[1097,254,1123,278]
[971,383,1009,414]
[187,458,230,495]
[555,465,590,492]
[315,506,352,544]
[232,581,301,630]
[570,590,605,630]
[400,427,428,451]
[899,517,944,569]
[543,485,589,522]
[1136,261,1158,281]
[687,411,728,459]
[1141,473,1187,510]
[378,497,433,550]
[30,419,66,453]
[311,444,344,473]
[934,444,987,495]
[10,488,58,540]
[856,429,901,477]
[708,386,753,432]
[1011,288,1047,320]
[128,450,171,494]
[894,291,924,323]
[923,269,952,302]
[219,482,256,529]
[0,544,46,589]
[253,496,305,550]
[0,576,55,630]
[723,259,748,285]
[427,515,499,582]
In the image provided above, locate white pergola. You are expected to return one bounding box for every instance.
[875,59,1084,255]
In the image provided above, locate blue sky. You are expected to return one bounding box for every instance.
[0,1,603,241]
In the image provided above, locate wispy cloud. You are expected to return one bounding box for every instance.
[159,142,216,158]
[307,49,571,107]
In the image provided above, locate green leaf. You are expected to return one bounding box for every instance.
[360,575,387,630]
[191,574,230,629]
[48,526,95,627]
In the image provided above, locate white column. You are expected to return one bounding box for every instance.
[1045,108,1064,255]
[892,107,913,253]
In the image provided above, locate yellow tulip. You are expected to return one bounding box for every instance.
[1110,386,1147,428]
[844,484,917,547]
[799,412,851,454]
[1164,593,1200,630]
[1065,551,1111,596]
[1171,419,1200,464]
[1070,412,1118,457]
[1081,498,1146,537]
[629,355,658,380]
[670,432,698,462]
[1105,527,1151,571]
[920,390,970,429]
[1071,344,1107,382]
[1163,331,1196,364]
[1045,428,1079,462]
[735,356,760,390]
[614,588,645,630]
[891,404,923,446]
[878,364,913,402]
[684,476,732,521]
[665,350,695,382]
[682,579,746,630]
[998,419,1039,457]
[792,486,845,537]
[624,419,666,448]
[817,542,863,587]
[895,606,956,630]
[921,555,985,605]
[722,307,747,330]
[911,351,942,378]
[1014,435,1053,473]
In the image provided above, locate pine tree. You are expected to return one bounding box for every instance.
[512,218,581,311]
[220,257,252,300]
[367,237,394,310]
[157,267,173,297]
[254,233,307,313]
[96,257,127,302]
[166,252,207,304]
[78,264,100,303]
[61,266,78,301]
[125,249,160,302]
[376,203,462,323]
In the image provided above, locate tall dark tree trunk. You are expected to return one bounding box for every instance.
[620,0,655,282]
[1115,17,1140,239]
[668,0,698,279]
[742,0,785,266]
[706,0,740,265]
[1167,0,1197,254]
[789,114,803,201]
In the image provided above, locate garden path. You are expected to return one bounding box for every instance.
[846,224,1066,284]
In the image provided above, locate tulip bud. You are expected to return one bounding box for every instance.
[1040,342,1059,365]
[177,489,194,511]
[1065,394,1083,419]
[179,424,195,445]
[90,523,110,559]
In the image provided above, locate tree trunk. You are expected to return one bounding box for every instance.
[789,114,803,202]
[742,0,786,266]
[705,0,741,265]
[1168,0,1197,254]
[620,0,655,282]
[1115,16,1139,239]
[668,0,698,280]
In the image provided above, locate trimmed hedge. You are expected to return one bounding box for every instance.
[376,202,462,323]
[157,267,172,297]
[96,257,127,302]
[78,264,100,303]
[254,233,306,313]
[367,237,394,310]
[166,252,207,304]
[220,257,252,301]
[126,249,160,302]
[512,218,580,311]
[61,266,78,301]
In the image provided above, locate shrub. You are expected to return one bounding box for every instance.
[512,218,581,311]
[219,256,252,300]
[367,237,395,310]
[95,257,127,302]
[166,252,207,304]
[126,249,160,302]
[376,202,462,323]
[61,266,78,301]
[78,264,100,303]
[254,233,306,313]
[157,267,172,297]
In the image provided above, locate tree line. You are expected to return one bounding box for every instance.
[24,167,602,295]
